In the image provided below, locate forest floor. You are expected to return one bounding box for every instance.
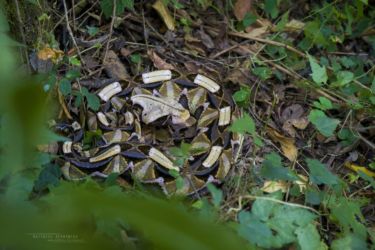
[1,0,375,249]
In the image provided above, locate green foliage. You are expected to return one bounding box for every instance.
[34,163,61,191]
[238,193,321,249]
[252,66,272,80]
[242,13,257,28]
[229,113,263,146]
[86,26,99,36]
[0,181,246,250]
[100,0,134,18]
[170,141,192,167]
[326,196,368,239]
[308,109,340,137]
[264,0,279,19]
[308,54,328,85]
[130,53,141,64]
[260,152,298,181]
[232,87,251,107]
[207,183,222,208]
[59,78,71,96]
[313,97,333,111]
[305,158,339,186]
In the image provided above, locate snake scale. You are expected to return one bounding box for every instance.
[59,70,243,195]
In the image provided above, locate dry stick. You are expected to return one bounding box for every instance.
[62,0,86,67]
[237,44,344,103]
[101,0,116,68]
[227,195,321,215]
[14,0,30,70]
[227,30,373,93]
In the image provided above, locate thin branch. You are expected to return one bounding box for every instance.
[62,0,86,67]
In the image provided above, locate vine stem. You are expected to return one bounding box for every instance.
[227,195,321,215]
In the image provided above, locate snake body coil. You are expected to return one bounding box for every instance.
[60,70,243,195]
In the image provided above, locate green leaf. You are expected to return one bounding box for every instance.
[34,164,62,191]
[371,77,375,94]
[327,196,367,239]
[73,92,83,107]
[338,128,358,146]
[296,224,327,250]
[100,0,134,18]
[306,158,339,186]
[308,109,340,137]
[313,97,333,111]
[85,93,101,111]
[233,88,250,106]
[334,71,354,86]
[332,234,368,250]
[207,183,222,208]
[264,0,279,19]
[307,54,328,85]
[229,113,255,135]
[242,12,257,27]
[59,78,71,96]
[276,11,289,31]
[260,152,298,181]
[130,53,141,64]
[0,181,246,250]
[305,188,323,205]
[65,69,80,80]
[69,56,81,67]
[252,66,272,80]
[238,193,318,248]
[87,26,99,36]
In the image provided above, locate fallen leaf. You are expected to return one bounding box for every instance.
[285,19,305,32]
[245,26,268,37]
[103,50,129,80]
[262,180,288,193]
[283,117,309,137]
[233,0,252,21]
[147,50,175,70]
[295,175,308,193]
[152,0,175,31]
[344,162,375,178]
[266,127,298,162]
[281,104,304,122]
[197,29,215,49]
[37,47,64,62]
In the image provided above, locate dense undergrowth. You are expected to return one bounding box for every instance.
[0,0,374,249]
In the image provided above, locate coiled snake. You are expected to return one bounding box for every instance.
[60,70,243,195]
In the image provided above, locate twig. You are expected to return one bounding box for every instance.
[102,0,116,67]
[227,195,321,215]
[62,0,86,67]
[227,31,306,57]
[14,0,30,70]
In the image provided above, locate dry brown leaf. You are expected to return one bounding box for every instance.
[283,117,309,137]
[344,162,375,178]
[262,180,288,193]
[233,0,252,21]
[152,0,175,31]
[147,50,175,70]
[285,19,305,32]
[37,47,64,62]
[245,26,268,37]
[103,50,129,80]
[267,127,298,162]
[295,175,308,193]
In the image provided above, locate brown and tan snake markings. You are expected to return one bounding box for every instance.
[60,70,243,195]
